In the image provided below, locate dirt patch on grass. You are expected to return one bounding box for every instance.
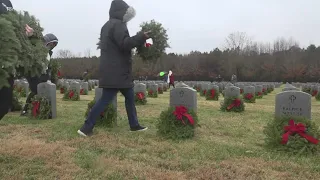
[187,157,317,180]
[0,127,81,179]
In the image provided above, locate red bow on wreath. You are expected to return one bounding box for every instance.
[245,93,253,100]
[203,90,207,95]
[281,119,319,144]
[240,89,243,94]
[227,99,241,110]
[57,70,61,77]
[173,106,194,125]
[69,90,74,99]
[312,90,318,96]
[258,92,262,96]
[136,92,144,100]
[148,90,153,95]
[80,89,84,95]
[262,88,266,92]
[145,43,152,48]
[210,89,215,98]
[32,101,40,117]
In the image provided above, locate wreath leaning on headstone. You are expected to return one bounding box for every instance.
[205,88,219,101]
[157,106,199,140]
[29,95,52,119]
[148,89,158,98]
[135,92,147,105]
[63,88,80,101]
[80,88,88,95]
[220,97,245,112]
[243,93,256,103]
[255,92,263,99]
[85,100,117,128]
[264,116,320,155]
[158,87,163,94]
[136,20,169,62]
[11,90,23,112]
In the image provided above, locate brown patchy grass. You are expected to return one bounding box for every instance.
[1,86,320,179]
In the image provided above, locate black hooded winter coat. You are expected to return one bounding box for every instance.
[98,0,147,88]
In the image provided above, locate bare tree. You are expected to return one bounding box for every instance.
[55,49,75,58]
[84,48,91,58]
[224,32,251,53]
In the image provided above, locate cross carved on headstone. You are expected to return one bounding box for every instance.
[289,95,296,103]
[179,90,184,97]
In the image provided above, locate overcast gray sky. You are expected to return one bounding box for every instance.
[12,0,320,57]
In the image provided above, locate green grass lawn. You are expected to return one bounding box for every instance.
[1,87,320,179]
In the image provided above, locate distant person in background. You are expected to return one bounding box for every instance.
[216,74,222,82]
[231,74,237,84]
[21,33,59,116]
[82,69,89,81]
[167,70,175,88]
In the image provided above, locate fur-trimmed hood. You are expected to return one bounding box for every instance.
[109,0,136,23]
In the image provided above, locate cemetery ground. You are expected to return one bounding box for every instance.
[1,87,320,179]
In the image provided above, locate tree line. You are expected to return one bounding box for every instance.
[54,32,320,82]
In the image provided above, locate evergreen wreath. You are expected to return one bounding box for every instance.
[60,86,66,94]
[11,90,23,111]
[262,88,268,95]
[315,92,320,101]
[14,86,26,97]
[243,93,256,103]
[220,97,245,112]
[264,117,320,155]
[255,92,263,99]
[2,11,48,78]
[157,106,198,140]
[158,87,163,94]
[50,59,61,84]
[136,20,169,61]
[63,88,80,101]
[0,16,21,89]
[85,100,117,128]
[205,88,219,101]
[240,89,244,94]
[135,92,147,105]
[80,88,88,95]
[302,87,311,94]
[312,90,318,97]
[148,89,158,98]
[200,89,207,96]
[29,95,52,119]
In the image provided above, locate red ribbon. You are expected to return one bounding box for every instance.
[258,92,262,96]
[69,90,74,99]
[80,89,84,95]
[262,88,266,92]
[173,106,194,125]
[145,43,152,48]
[57,70,61,77]
[203,90,207,95]
[281,119,319,145]
[136,92,144,100]
[60,88,64,94]
[210,89,215,98]
[227,99,241,110]
[148,90,153,95]
[312,90,318,96]
[32,101,40,117]
[240,89,243,94]
[245,93,253,100]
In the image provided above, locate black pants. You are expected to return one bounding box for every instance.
[0,75,14,120]
[23,74,49,112]
[169,82,175,88]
